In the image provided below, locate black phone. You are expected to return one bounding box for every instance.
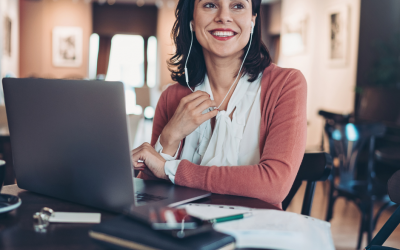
[126,206,213,238]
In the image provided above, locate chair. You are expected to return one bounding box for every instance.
[320,111,387,249]
[365,170,400,250]
[282,152,332,216]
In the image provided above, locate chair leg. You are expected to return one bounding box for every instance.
[358,213,366,250]
[367,198,374,244]
[326,179,336,221]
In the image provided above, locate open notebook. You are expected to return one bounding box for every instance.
[180,204,335,250]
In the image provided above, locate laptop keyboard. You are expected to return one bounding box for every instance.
[135,192,167,203]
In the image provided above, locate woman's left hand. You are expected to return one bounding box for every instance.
[131,143,168,180]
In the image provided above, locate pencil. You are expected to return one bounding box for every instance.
[208,212,252,224]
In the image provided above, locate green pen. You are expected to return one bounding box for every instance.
[208,212,252,224]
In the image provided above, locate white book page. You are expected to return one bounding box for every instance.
[181,204,334,250]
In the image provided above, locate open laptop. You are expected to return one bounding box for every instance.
[2,78,210,213]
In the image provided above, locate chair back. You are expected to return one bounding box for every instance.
[324,121,385,189]
[388,170,400,204]
[366,170,400,250]
[282,152,332,215]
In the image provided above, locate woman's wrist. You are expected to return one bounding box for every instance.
[160,128,181,156]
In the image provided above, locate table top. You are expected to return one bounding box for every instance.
[0,184,280,250]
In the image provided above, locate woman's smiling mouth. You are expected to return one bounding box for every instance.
[209,29,237,41]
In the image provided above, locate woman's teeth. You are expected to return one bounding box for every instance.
[211,31,235,37]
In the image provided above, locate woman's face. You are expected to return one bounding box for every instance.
[192,0,256,59]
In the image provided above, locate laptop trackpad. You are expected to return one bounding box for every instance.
[133,178,211,207]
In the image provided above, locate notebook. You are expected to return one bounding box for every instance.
[89,215,236,250]
[180,204,335,250]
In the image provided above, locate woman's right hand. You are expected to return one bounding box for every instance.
[160,91,218,156]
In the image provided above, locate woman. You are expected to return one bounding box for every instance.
[131,0,307,207]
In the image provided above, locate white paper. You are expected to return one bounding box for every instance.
[181,204,335,250]
[49,212,101,224]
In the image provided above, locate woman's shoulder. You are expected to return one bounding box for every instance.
[161,83,192,98]
[260,63,307,94]
[158,83,192,114]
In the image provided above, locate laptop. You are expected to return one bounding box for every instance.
[2,78,210,213]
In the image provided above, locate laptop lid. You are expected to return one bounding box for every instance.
[3,78,135,212]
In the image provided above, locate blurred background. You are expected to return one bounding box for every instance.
[0,0,400,249]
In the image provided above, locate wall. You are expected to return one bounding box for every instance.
[279,0,361,147]
[156,2,177,92]
[0,0,19,79]
[355,0,400,114]
[19,0,92,79]
[356,0,400,88]
[93,4,157,37]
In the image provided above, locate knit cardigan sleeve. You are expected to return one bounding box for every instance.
[173,69,307,206]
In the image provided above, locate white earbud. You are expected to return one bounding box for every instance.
[251,21,254,34]
[189,22,193,32]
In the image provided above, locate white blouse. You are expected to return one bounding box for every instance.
[155,73,262,183]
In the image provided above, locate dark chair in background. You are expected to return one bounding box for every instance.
[365,170,400,250]
[282,152,332,216]
[320,110,386,249]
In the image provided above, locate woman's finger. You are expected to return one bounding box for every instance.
[134,162,145,170]
[199,108,219,122]
[193,98,218,114]
[180,91,209,107]
[131,148,146,168]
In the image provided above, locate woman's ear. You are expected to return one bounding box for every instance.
[252,14,257,28]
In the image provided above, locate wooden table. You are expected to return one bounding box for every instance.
[0,184,280,250]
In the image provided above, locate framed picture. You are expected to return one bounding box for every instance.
[52,26,83,67]
[328,5,350,67]
[281,14,308,56]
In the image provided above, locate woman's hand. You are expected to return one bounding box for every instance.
[131,142,168,180]
[160,91,218,156]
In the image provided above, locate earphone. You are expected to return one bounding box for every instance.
[184,20,254,110]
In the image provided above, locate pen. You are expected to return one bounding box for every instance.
[208,212,252,224]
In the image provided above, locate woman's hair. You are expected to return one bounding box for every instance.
[168,0,272,88]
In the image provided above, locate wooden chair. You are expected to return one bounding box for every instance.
[365,170,400,250]
[282,152,332,216]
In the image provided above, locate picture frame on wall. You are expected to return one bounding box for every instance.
[52,26,83,67]
[328,5,350,67]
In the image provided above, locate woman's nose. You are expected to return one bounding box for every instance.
[214,5,232,24]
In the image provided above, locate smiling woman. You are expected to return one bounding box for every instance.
[170,0,270,88]
[132,0,308,207]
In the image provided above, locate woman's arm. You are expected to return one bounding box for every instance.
[136,86,217,180]
[174,70,307,205]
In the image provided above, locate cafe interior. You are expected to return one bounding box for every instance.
[0,0,400,249]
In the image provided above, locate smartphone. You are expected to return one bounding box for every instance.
[127,206,213,238]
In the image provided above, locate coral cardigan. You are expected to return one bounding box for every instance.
[138,64,307,207]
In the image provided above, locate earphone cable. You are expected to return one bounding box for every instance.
[184,29,194,92]
[184,24,254,110]
[216,32,253,110]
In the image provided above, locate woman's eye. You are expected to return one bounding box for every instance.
[233,3,244,9]
[204,3,216,8]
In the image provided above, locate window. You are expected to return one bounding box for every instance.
[146,36,157,88]
[106,35,145,114]
[88,33,100,80]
